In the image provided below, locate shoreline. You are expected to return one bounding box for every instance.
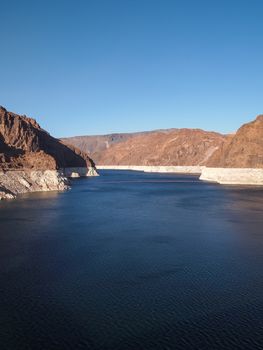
[2,165,263,201]
[200,167,263,186]
[96,165,204,174]
[97,165,263,186]
[0,167,98,200]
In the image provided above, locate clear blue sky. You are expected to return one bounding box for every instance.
[1,0,262,137]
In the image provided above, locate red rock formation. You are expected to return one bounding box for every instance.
[207,115,263,168]
[0,106,95,170]
[64,128,227,166]
[62,133,139,155]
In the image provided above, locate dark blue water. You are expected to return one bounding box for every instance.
[1,170,263,350]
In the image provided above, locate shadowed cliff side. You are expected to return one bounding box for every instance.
[0,106,97,200]
[0,106,95,170]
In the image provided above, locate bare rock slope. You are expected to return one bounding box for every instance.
[64,129,226,166]
[0,106,95,170]
[0,106,96,199]
[198,115,263,185]
[61,131,157,163]
[207,115,263,168]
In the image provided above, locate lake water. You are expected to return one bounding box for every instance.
[1,170,263,349]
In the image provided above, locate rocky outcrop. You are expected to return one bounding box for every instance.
[0,106,96,171]
[63,167,99,178]
[198,115,263,185]
[0,106,98,199]
[61,133,145,161]
[0,170,69,200]
[200,167,263,185]
[64,129,227,166]
[207,115,263,168]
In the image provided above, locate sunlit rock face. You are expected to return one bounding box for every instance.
[200,168,263,185]
[207,115,263,168]
[198,115,263,185]
[63,129,227,166]
[0,170,69,200]
[64,167,99,178]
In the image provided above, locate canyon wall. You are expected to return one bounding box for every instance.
[62,132,147,161]
[207,115,263,168]
[200,115,263,185]
[0,106,96,170]
[0,106,98,199]
[64,129,227,166]
[66,114,263,185]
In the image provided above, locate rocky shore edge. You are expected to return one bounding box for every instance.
[0,167,99,200]
[96,165,204,174]
[97,165,263,186]
[199,167,263,186]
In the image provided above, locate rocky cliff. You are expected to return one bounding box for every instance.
[0,170,69,200]
[0,106,95,170]
[0,106,97,199]
[207,115,263,168]
[62,133,139,157]
[64,129,226,166]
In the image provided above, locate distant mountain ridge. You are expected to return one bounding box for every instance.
[63,128,227,166]
[63,115,263,169]
[61,129,177,159]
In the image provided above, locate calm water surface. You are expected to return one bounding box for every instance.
[1,170,263,349]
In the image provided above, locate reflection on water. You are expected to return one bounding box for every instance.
[0,170,263,350]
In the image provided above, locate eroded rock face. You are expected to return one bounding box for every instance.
[61,133,141,159]
[0,106,95,170]
[64,115,263,170]
[200,168,263,185]
[0,170,69,200]
[0,106,98,199]
[66,129,226,166]
[207,115,263,168]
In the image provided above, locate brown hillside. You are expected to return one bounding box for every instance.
[80,128,227,166]
[0,106,95,170]
[207,115,263,168]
